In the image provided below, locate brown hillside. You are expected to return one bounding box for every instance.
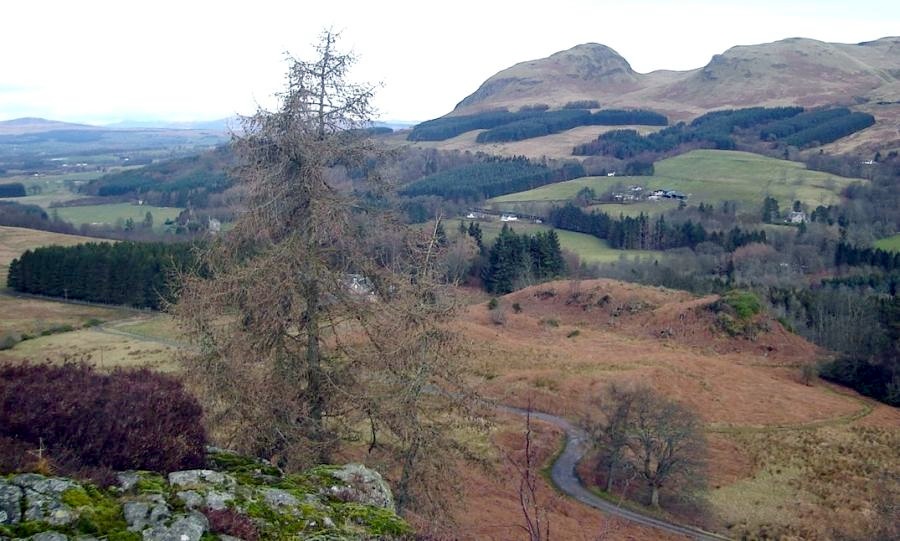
[455,278,900,539]
[462,279,844,426]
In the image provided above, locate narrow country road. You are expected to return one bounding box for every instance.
[498,405,731,541]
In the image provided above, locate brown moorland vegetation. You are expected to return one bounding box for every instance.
[456,279,899,540]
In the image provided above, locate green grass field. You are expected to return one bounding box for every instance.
[467,218,662,264]
[874,234,900,252]
[0,168,146,208]
[52,203,183,232]
[490,150,864,215]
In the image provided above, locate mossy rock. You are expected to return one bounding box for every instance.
[0,458,407,540]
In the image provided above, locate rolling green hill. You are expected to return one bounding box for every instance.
[465,218,662,264]
[490,149,863,214]
[53,203,182,232]
[874,234,900,252]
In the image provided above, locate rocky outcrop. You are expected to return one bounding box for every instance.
[0,451,408,540]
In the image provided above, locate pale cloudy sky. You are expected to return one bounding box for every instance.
[1,0,897,124]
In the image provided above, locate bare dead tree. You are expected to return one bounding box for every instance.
[173,30,485,525]
[509,402,551,541]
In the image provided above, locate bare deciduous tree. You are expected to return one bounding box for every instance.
[582,383,636,492]
[584,385,706,509]
[626,387,705,508]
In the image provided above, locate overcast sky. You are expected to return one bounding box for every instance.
[2,0,898,125]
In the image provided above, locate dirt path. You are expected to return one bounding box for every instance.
[92,318,190,349]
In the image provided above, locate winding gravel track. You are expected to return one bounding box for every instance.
[498,405,731,541]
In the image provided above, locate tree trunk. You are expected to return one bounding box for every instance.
[395,434,420,514]
[650,484,660,508]
[605,462,615,492]
[305,278,325,459]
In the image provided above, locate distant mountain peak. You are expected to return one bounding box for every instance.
[0,117,98,135]
[455,42,638,112]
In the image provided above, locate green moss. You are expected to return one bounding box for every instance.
[208,450,282,479]
[244,498,309,538]
[0,521,57,537]
[61,486,93,507]
[336,503,411,536]
[106,531,142,541]
[134,472,168,493]
[721,290,762,320]
[274,473,314,493]
[68,484,131,538]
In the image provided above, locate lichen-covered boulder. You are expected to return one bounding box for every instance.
[141,511,208,541]
[0,481,23,524]
[123,495,170,532]
[26,533,67,541]
[327,463,396,512]
[167,470,236,490]
[10,475,78,527]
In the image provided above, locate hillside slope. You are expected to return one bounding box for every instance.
[457,279,900,539]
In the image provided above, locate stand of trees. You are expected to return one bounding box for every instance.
[759,107,875,147]
[401,156,584,201]
[0,201,79,234]
[573,106,873,158]
[476,109,668,143]
[835,242,900,271]
[408,108,667,143]
[573,106,803,158]
[83,147,234,207]
[0,182,26,197]
[407,109,542,141]
[481,225,565,294]
[548,203,766,251]
[7,241,195,309]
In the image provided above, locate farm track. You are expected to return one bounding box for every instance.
[499,405,732,541]
[92,319,189,349]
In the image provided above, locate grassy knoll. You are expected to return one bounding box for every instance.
[0,225,100,281]
[0,168,142,207]
[468,218,662,264]
[490,149,863,214]
[710,425,900,539]
[874,233,900,252]
[52,203,182,232]
[0,325,179,371]
[114,314,183,343]
[0,226,182,370]
[0,294,127,337]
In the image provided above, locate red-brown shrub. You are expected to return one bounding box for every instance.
[0,362,206,473]
[203,508,260,541]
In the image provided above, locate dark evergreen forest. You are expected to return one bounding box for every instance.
[400,157,584,201]
[7,241,195,309]
[408,108,667,143]
[0,183,26,197]
[481,225,566,294]
[547,203,766,251]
